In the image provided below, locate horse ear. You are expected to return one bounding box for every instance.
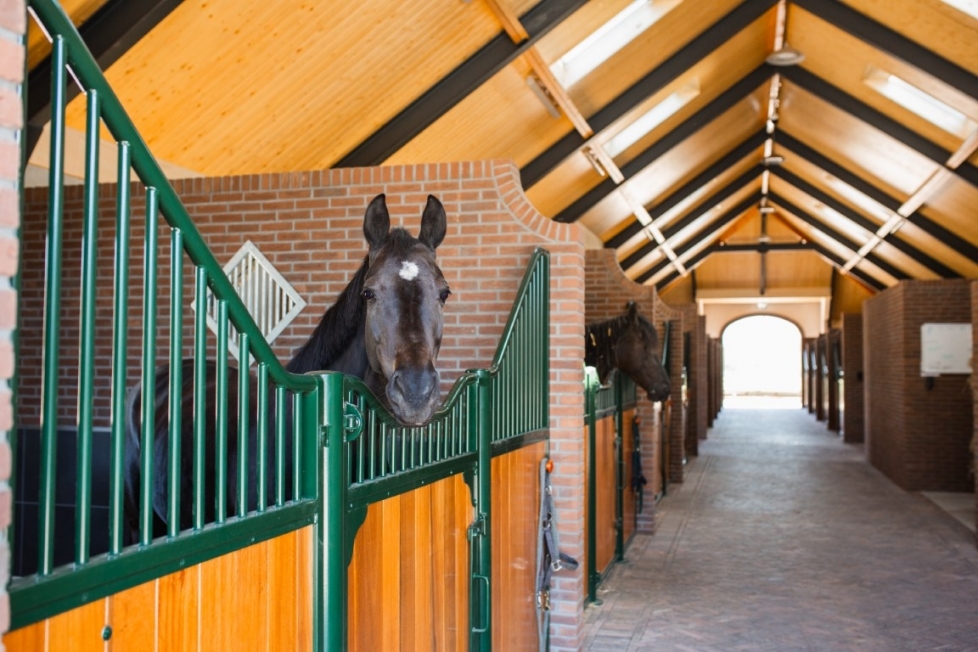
[364,194,391,250]
[626,301,639,321]
[419,195,447,250]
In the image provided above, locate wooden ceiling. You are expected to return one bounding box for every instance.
[24,0,978,314]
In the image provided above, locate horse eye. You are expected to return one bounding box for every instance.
[438,288,451,304]
[362,288,376,301]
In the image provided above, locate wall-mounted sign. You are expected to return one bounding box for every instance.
[920,323,972,376]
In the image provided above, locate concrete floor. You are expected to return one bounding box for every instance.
[582,400,978,651]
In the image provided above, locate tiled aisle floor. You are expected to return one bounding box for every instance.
[582,401,978,651]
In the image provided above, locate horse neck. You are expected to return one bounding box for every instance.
[286,257,370,376]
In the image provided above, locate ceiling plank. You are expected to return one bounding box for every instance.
[776,131,978,262]
[615,165,765,269]
[334,0,588,168]
[770,193,910,280]
[520,0,779,188]
[793,0,978,101]
[771,167,959,277]
[638,191,763,282]
[554,67,773,223]
[26,0,184,147]
[781,67,978,187]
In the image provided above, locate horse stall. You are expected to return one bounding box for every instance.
[826,329,842,434]
[679,306,708,457]
[706,338,723,426]
[841,314,865,444]
[8,10,597,649]
[815,334,828,423]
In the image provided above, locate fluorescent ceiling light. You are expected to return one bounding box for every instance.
[864,66,978,138]
[605,81,699,157]
[940,0,978,20]
[550,0,681,88]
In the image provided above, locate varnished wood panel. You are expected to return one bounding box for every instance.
[788,5,978,153]
[349,475,471,652]
[595,415,616,575]
[5,528,313,652]
[492,440,546,652]
[621,408,637,545]
[778,83,941,199]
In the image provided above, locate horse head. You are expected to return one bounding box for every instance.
[616,302,671,402]
[361,194,449,426]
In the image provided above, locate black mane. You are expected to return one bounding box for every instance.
[285,228,420,375]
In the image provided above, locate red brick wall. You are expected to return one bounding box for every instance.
[19,160,590,650]
[864,280,973,492]
[584,250,686,533]
[0,0,25,639]
[841,313,864,444]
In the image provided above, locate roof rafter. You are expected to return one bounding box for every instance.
[769,193,909,281]
[781,67,978,188]
[793,0,978,101]
[776,132,978,262]
[617,164,765,270]
[637,191,762,282]
[554,66,774,223]
[770,168,958,277]
[334,0,588,168]
[520,0,779,187]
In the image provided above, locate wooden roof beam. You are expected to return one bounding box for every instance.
[335,0,588,167]
[793,0,978,100]
[520,0,779,187]
[770,168,958,277]
[775,131,978,262]
[604,129,768,248]
[554,66,774,223]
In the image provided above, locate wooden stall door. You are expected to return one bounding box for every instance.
[492,440,547,651]
[621,408,637,547]
[348,474,471,652]
[4,528,313,652]
[595,416,616,576]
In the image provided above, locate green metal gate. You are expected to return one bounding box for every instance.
[13,2,551,649]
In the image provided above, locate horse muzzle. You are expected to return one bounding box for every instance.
[386,364,441,426]
[646,381,671,403]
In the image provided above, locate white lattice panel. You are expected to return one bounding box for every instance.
[195,241,306,362]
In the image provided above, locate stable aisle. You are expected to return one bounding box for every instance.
[582,400,978,651]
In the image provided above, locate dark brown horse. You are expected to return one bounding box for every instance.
[124,193,450,538]
[585,301,670,401]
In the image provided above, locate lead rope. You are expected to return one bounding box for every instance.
[536,457,578,652]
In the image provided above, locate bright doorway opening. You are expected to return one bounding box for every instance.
[721,315,802,409]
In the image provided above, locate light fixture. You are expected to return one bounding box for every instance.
[582,147,608,177]
[763,155,784,166]
[863,65,978,138]
[765,45,805,67]
[550,0,682,88]
[757,301,768,309]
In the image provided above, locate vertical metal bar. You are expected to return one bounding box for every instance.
[75,88,99,565]
[275,385,286,507]
[108,141,132,556]
[319,372,348,651]
[193,267,208,530]
[586,371,599,603]
[139,188,159,545]
[292,390,302,502]
[168,230,183,537]
[38,35,68,576]
[257,362,268,511]
[215,300,229,523]
[471,369,493,652]
[237,333,250,517]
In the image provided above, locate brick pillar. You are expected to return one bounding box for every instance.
[0,0,25,639]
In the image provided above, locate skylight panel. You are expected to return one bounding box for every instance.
[864,66,978,138]
[550,0,681,89]
[939,0,978,20]
[605,82,699,157]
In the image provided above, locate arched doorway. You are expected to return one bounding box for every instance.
[721,315,803,409]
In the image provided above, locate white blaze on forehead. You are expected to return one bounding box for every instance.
[399,260,420,281]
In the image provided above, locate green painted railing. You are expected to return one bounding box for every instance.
[584,366,638,604]
[15,0,320,631]
[17,4,551,650]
